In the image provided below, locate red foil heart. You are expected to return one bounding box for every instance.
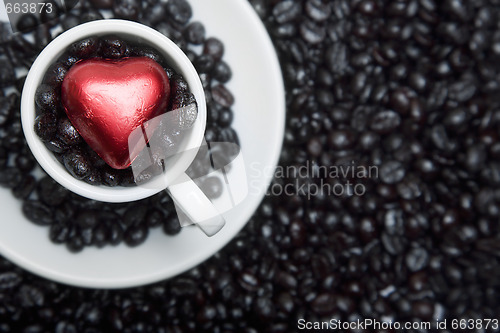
[61,57,170,169]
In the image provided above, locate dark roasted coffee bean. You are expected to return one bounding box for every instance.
[37,177,68,206]
[123,205,147,227]
[163,216,181,235]
[328,129,356,150]
[81,8,104,22]
[273,1,301,24]
[61,14,80,30]
[22,200,53,226]
[35,84,59,113]
[92,224,108,248]
[17,284,44,307]
[379,160,405,184]
[35,24,52,50]
[0,59,15,88]
[213,61,232,83]
[171,74,189,93]
[194,54,215,73]
[114,0,141,20]
[300,20,325,44]
[69,37,101,58]
[212,84,234,108]
[406,247,429,272]
[63,149,92,180]
[83,169,102,185]
[44,62,67,87]
[146,209,163,228]
[16,14,39,32]
[217,107,233,128]
[124,224,149,247]
[0,271,22,290]
[80,227,94,246]
[311,293,335,315]
[67,236,84,253]
[203,37,224,61]
[306,0,331,21]
[49,222,72,244]
[325,43,349,75]
[45,138,67,153]
[0,167,22,188]
[57,117,82,145]
[100,36,127,58]
[101,167,120,187]
[184,22,205,44]
[239,271,259,291]
[166,0,192,24]
[76,211,99,229]
[108,223,124,245]
[90,0,114,9]
[13,175,36,199]
[0,96,13,126]
[132,46,163,64]
[370,110,401,134]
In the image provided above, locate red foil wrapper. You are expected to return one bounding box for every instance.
[61,57,170,169]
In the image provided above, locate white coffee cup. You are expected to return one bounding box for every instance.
[21,20,225,236]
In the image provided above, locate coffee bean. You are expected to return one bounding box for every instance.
[69,37,101,59]
[35,84,59,114]
[100,36,127,58]
[325,43,349,75]
[16,14,39,32]
[17,285,44,307]
[34,113,57,141]
[35,25,52,50]
[0,272,22,290]
[13,175,36,199]
[300,20,325,44]
[132,46,163,64]
[212,84,234,108]
[311,293,335,315]
[203,37,224,61]
[113,0,141,20]
[370,110,401,134]
[56,117,82,146]
[305,0,331,22]
[0,167,22,188]
[166,0,192,24]
[212,61,232,83]
[63,149,92,180]
[66,236,84,253]
[37,177,67,206]
[184,22,205,44]
[124,224,149,247]
[89,0,114,9]
[380,161,405,184]
[83,10,107,26]
[22,200,53,226]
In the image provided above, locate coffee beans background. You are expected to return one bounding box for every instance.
[0,0,500,332]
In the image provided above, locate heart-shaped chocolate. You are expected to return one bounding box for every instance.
[61,57,170,169]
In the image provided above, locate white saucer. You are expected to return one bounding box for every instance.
[0,0,285,288]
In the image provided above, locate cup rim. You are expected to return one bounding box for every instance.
[21,19,207,203]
